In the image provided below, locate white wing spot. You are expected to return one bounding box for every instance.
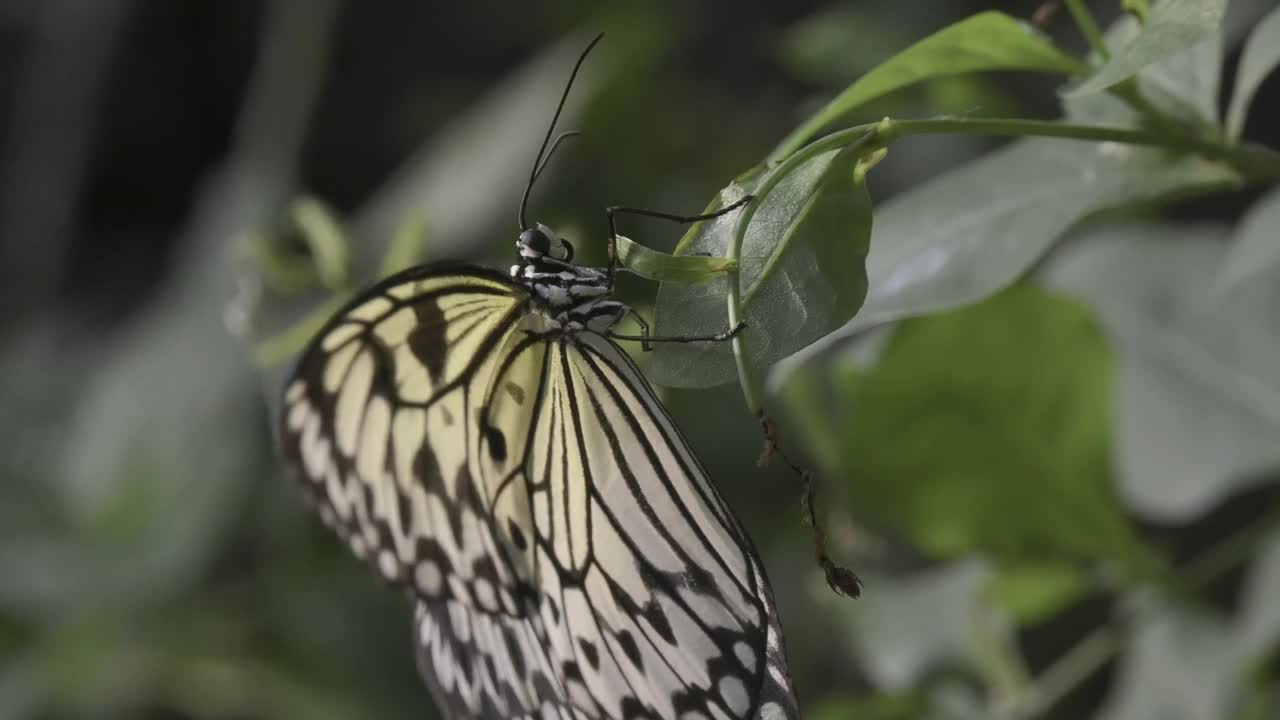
[319,321,362,350]
[761,701,787,720]
[474,577,497,611]
[415,560,443,595]
[449,601,472,643]
[286,398,309,431]
[346,295,393,321]
[718,675,749,715]
[303,434,330,479]
[734,640,756,669]
[417,611,435,646]
[378,549,399,581]
[317,505,336,528]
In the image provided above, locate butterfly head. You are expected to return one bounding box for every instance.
[516,223,575,265]
[512,221,614,319]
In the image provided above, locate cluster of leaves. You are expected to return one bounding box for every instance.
[628,0,1280,717]
[643,2,1279,397]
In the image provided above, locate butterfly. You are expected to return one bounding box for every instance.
[277,34,800,720]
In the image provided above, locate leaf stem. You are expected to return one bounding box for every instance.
[1064,0,1110,61]
[1010,625,1120,718]
[252,294,348,367]
[1182,504,1280,592]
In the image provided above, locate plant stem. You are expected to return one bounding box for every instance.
[1011,626,1120,718]
[973,607,1034,716]
[1006,508,1280,717]
[1107,79,1182,128]
[724,240,760,413]
[1056,0,1196,136]
[800,117,1280,182]
[725,131,876,411]
[1064,0,1110,60]
[1183,505,1280,592]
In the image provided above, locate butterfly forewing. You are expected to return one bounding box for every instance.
[279,263,799,719]
[281,266,531,593]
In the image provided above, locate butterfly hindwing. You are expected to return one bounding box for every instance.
[540,334,798,720]
[279,263,799,719]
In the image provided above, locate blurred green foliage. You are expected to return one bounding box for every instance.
[788,285,1139,566]
[4,1,1280,719]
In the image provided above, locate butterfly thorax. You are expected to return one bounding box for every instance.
[511,222,625,335]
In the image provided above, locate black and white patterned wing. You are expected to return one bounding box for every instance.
[279,262,799,719]
[412,328,800,719]
[278,262,541,602]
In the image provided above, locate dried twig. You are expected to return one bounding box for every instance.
[758,413,862,598]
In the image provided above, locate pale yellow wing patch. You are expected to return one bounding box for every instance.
[279,267,540,607]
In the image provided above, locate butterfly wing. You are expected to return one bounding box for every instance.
[279,264,799,719]
[413,330,799,719]
[279,263,538,597]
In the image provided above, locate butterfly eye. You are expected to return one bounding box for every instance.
[519,228,551,255]
[558,240,574,262]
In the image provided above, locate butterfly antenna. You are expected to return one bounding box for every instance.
[519,32,604,231]
[532,131,582,182]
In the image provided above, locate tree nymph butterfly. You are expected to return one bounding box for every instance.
[277,33,800,720]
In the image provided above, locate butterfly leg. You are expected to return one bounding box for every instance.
[605,195,754,280]
[606,319,746,348]
[621,307,652,351]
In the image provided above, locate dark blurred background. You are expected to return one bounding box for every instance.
[2,1,1279,718]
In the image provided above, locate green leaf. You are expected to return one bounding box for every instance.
[650,144,873,388]
[771,11,1085,161]
[253,295,348,368]
[1098,601,1239,720]
[1133,24,1222,125]
[614,234,737,283]
[1214,186,1280,294]
[1226,5,1280,139]
[1064,13,1218,126]
[845,561,993,689]
[786,285,1144,565]
[1044,224,1280,521]
[1068,0,1227,97]
[985,563,1090,625]
[778,6,913,88]
[769,134,1239,387]
[289,197,351,291]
